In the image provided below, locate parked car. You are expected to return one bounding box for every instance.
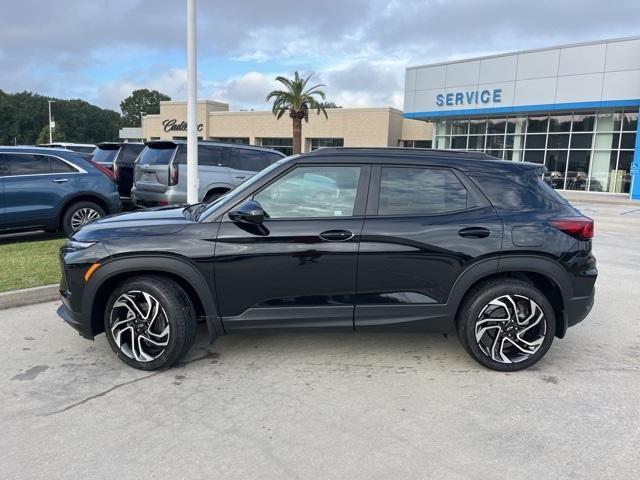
[39,143,96,161]
[131,140,285,207]
[0,147,121,235]
[93,142,145,203]
[58,147,597,371]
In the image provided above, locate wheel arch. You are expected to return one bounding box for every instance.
[57,193,112,229]
[448,255,572,338]
[82,254,223,341]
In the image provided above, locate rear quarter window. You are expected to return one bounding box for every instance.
[470,173,566,211]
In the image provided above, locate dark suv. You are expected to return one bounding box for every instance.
[57,148,597,371]
[92,142,145,204]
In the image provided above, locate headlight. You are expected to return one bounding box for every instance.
[66,240,98,250]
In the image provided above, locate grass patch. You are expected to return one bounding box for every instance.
[0,236,66,292]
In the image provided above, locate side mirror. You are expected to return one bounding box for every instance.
[228,200,265,225]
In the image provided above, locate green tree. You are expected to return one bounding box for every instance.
[266,72,328,154]
[120,89,171,127]
[319,101,340,108]
[36,124,66,144]
[0,90,120,145]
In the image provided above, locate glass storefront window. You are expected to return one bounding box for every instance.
[549,114,572,132]
[620,132,637,150]
[547,134,570,149]
[616,151,634,194]
[525,134,546,149]
[622,111,638,131]
[429,109,637,194]
[566,151,591,191]
[527,116,548,133]
[572,113,596,132]
[596,112,621,132]
[594,132,619,150]
[570,133,593,149]
[468,119,486,135]
[589,151,616,192]
[507,117,526,134]
[544,150,568,189]
[435,136,450,149]
[487,118,506,135]
[524,151,544,164]
[467,136,485,150]
[450,136,468,149]
[451,120,468,135]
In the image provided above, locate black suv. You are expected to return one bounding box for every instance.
[92,142,145,204]
[58,148,597,371]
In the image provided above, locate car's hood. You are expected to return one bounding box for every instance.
[73,205,193,241]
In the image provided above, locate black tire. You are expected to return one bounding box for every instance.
[204,190,228,203]
[104,275,197,370]
[61,200,105,236]
[456,279,556,372]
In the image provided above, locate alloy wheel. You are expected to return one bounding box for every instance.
[109,290,170,362]
[474,294,547,364]
[70,207,101,231]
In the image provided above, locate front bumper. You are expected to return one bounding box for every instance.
[57,301,94,340]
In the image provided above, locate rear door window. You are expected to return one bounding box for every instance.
[4,154,51,176]
[199,145,225,167]
[50,158,77,173]
[377,166,468,215]
[236,150,264,171]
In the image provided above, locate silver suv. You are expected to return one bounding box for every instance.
[131,140,285,206]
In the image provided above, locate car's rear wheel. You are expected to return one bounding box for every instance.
[456,279,556,371]
[61,201,105,236]
[104,276,197,370]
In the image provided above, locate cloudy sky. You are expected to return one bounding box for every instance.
[1,0,638,113]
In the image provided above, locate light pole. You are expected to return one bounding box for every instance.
[186,0,199,204]
[48,100,56,143]
[140,111,146,141]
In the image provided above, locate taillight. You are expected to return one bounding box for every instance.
[169,162,179,186]
[89,159,115,181]
[113,161,119,180]
[550,217,594,241]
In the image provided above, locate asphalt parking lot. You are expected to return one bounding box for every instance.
[1,202,638,480]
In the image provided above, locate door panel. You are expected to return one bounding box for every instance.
[214,217,364,330]
[213,163,370,332]
[355,165,503,330]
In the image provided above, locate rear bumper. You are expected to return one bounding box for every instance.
[566,287,595,328]
[131,187,186,207]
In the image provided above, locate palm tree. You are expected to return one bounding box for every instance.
[266,72,328,154]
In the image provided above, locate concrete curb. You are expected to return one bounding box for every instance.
[0,284,59,310]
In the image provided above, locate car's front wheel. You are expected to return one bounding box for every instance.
[104,276,197,370]
[456,279,556,371]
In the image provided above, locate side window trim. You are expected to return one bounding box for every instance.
[367,164,481,218]
[0,152,84,178]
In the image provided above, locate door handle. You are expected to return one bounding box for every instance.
[235,175,247,180]
[458,227,491,239]
[319,230,354,242]
[52,178,69,183]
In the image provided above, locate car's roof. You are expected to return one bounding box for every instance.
[0,145,79,154]
[96,141,144,148]
[300,147,544,174]
[39,142,96,148]
[146,139,285,156]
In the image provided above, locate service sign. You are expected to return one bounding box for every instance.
[435,88,502,107]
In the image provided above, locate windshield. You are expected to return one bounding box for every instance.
[93,147,118,164]
[196,156,295,221]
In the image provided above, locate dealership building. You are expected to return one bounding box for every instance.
[130,101,431,155]
[404,36,640,200]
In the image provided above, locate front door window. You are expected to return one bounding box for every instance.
[254,165,361,218]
